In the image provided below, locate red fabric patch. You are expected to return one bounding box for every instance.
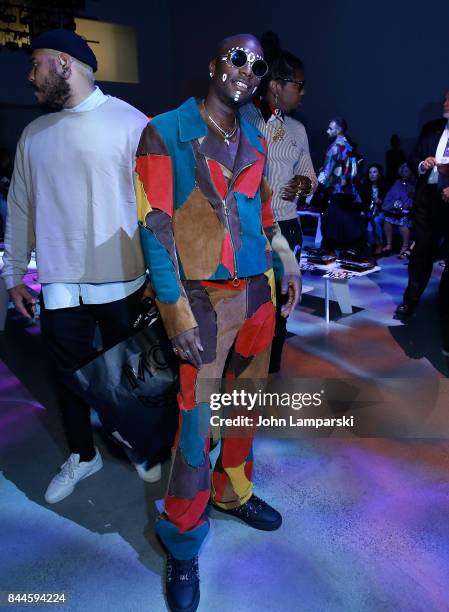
[178,363,198,410]
[234,150,265,198]
[136,154,173,217]
[165,490,211,533]
[207,159,228,200]
[244,458,254,482]
[221,435,253,469]
[235,301,276,357]
[219,232,234,276]
[173,411,183,448]
[211,470,228,500]
[262,195,274,227]
[201,280,246,291]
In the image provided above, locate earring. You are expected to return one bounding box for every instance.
[209,71,214,78]
[222,74,227,82]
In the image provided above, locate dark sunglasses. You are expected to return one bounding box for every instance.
[279,78,306,91]
[221,48,269,79]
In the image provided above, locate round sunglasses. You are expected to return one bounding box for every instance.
[221,48,268,79]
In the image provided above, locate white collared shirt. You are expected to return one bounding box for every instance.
[419,119,449,184]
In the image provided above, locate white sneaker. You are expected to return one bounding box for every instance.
[133,461,161,483]
[45,449,103,504]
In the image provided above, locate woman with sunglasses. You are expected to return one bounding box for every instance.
[240,31,317,373]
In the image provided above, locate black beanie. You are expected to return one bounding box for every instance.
[31,29,97,72]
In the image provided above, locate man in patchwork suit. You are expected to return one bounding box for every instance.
[135,33,301,612]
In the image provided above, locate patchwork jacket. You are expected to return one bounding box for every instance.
[135,97,296,338]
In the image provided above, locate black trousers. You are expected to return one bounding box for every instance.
[439,260,449,351]
[269,218,302,373]
[404,184,449,306]
[39,285,145,461]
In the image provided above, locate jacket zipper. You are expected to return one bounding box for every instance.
[225,161,253,287]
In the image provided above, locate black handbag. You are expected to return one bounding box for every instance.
[72,304,179,463]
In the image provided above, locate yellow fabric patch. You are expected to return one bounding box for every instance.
[218,463,253,507]
[264,268,276,306]
[135,175,152,223]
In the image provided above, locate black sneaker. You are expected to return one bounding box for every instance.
[394,303,416,320]
[166,554,200,612]
[210,494,282,531]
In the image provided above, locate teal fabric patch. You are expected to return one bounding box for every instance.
[271,250,284,281]
[234,192,267,276]
[155,518,210,560]
[139,223,180,303]
[211,263,232,280]
[179,403,211,468]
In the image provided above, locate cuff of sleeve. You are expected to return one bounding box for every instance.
[155,295,198,339]
[271,229,300,277]
[2,274,25,290]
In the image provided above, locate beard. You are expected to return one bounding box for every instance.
[31,65,71,112]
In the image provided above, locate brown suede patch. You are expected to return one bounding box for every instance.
[156,296,197,339]
[173,187,225,279]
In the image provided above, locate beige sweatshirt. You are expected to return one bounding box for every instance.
[3,97,148,289]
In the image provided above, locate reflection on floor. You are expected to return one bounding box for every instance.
[1,250,449,612]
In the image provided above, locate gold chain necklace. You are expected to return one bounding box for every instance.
[202,102,238,145]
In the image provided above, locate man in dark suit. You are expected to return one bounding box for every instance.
[395,90,449,319]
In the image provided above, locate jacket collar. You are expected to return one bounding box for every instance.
[177,97,265,156]
[178,97,208,142]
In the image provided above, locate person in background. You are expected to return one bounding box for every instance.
[382,162,415,258]
[240,31,317,373]
[0,147,12,240]
[395,90,449,319]
[318,117,364,253]
[359,164,387,255]
[385,133,406,186]
[2,29,158,504]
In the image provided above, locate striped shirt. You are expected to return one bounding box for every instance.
[240,101,317,221]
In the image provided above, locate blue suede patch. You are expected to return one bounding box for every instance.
[234,192,267,275]
[139,223,180,303]
[271,250,284,281]
[155,518,210,560]
[180,403,211,468]
[211,263,232,280]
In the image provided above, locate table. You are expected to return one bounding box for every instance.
[300,257,381,323]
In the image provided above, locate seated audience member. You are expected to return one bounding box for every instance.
[382,162,415,258]
[359,164,387,255]
[385,134,406,186]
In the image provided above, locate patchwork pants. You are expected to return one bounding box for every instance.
[155,273,276,560]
